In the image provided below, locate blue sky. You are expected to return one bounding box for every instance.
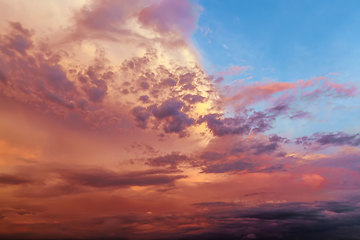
[193,0,360,138]
[193,0,360,82]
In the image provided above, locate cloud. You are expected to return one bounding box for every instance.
[289,110,311,119]
[198,107,282,137]
[0,1,359,239]
[146,152,190,169]
[192,201,236,208]
[223,75,357,112]
[0,22,33,56]
[199,151,227,161]
[0,174,31,185]
[183,94,205,104]
[215,65,251,77]
[0,22,81,116]
[5,165,187,198]
[132,98,198,136]
[4,199,358,240]
[71,0,144,41]
[198,114,251,136]
[132,106,151,129]
[179,200,360,240]
[223,81,297,110]
[252,142,278,155]
[202,160,254,173]
[195,135,288,174]
[268,134,290,143]
[62,168,186,188]
[301,174,325,188]
[0,17,213,136]
[137,0,199,37]
[150,99,195,135]
[296,132,360,147]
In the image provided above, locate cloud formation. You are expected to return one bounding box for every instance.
[296,132,360,147]
[0,1,360,239]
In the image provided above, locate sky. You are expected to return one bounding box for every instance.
[0,0,360,239]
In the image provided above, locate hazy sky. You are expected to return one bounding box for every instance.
[1,1,360,239]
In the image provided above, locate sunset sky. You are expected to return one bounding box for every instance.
[1,0,360,239]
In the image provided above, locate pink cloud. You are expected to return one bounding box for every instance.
[324,81,357,97]
[223,81,297,109]
[73,0,142,34]
[138,0,199,37]
[301,174,325,188]
[216,65,252,77]
[69,0,199,44]
[223,75,357,111]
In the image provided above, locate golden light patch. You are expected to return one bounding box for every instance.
[0,140,41,165]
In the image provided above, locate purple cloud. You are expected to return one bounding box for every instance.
[296,132,360,147]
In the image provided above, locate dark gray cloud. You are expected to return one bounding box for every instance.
[183,94,205,104]
[202,160,254,173]
[230,138,281,156]
[269,134,290,143]
[150,99,186,119]
[62,168,186,188]
[252,142,278,155]
[199,151,227,161]
[198,113,251,136]
[196,135,288,174]
[146,152,189,169]
[132,106,151,129]
[180,200,360,240]
[151,99,195,135]
[290,110,311,119]
[179,72,195,85]
[161,78,177,87]
[192,201,236,208]
[85,86,107,103]
[0,174,32,185]
[255,164,287,173]
[5,200,358,240]
[198,108,279,137]
[139,95,150,103]
[6,166,186,198]
[296,132,360,147]
[316,132,360,146]
[1,22,33,56]
[266,103,289,116]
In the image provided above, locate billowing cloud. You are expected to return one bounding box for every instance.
[198,104,288,137]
